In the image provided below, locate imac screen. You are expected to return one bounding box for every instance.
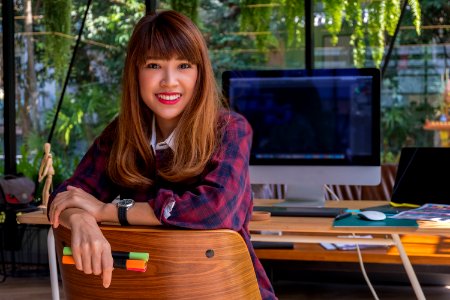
[222,68,381,205]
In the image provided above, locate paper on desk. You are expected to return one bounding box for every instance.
[390,203,450,222]
[320,235,389,251]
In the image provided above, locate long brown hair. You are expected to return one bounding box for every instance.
[108,10,221,188]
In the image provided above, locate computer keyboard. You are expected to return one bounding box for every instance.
[253,206,346,217]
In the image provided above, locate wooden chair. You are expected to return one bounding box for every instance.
[54,225,261,300]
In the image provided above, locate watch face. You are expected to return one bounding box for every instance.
[118,199,135,208]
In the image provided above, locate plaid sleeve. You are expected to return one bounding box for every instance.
[151,111,253,231]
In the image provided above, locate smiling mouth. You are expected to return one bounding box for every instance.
[156,93,181,105]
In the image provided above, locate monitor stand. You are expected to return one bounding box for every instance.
[273,183,325,207]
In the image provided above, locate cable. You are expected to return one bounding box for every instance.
[323,184,340,201]
[353,233,380,300]
[324,184,379,298]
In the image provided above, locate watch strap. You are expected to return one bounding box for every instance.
[118,206,129,226]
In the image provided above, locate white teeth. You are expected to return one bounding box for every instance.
[158,94,180,101]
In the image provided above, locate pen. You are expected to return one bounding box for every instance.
[63,246,149,262]
[334,212,352,220]
[62,255,147,272]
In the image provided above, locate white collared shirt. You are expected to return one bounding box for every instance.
[150,116,176,219]
[150,116,176,154]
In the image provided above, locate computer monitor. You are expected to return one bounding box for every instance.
[222,68,381,207]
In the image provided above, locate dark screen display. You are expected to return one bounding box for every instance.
[222,69,380,166]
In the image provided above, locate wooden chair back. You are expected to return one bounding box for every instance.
[54,225,261,300]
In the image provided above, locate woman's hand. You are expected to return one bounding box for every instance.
[66,209,114,288]
[50,185,109,228]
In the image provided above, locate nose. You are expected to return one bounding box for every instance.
[161,69,177,87]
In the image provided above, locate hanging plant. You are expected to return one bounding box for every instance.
[170,0,199,24]
[240,0,278,50]
[237,0,421,68]
[345,0,365,68]
[43,0,72,82]
[281,0,304,48]
[322,0,347,46]
[367,0,386,68]
[384,0,401,36]
[407,0,421,35]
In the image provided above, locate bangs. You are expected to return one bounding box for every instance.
[135,18,202,67]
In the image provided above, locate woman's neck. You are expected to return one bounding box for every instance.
[155,118,178,142]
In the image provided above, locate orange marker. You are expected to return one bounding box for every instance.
[62,255,147,272]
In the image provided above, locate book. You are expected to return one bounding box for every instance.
[391,203,450,222]
[333,214,418,227]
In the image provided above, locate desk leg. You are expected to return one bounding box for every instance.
[391,234,425,300]
[47,228,60,300]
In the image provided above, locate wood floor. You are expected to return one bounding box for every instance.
[1,276,450,299]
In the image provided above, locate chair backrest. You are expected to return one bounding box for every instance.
[325,163,398,201]
[54,225,261,300]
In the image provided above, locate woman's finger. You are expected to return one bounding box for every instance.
[92,247,103,276]
[101,251,114,288]
[71,245,83,272]
[81,244,93,275]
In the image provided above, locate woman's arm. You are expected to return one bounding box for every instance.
[58,208,114,288]
[50,185,161,227]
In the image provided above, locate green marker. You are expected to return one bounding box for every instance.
[63,246,149,262]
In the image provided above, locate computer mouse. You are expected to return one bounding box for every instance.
[357,210,386,221]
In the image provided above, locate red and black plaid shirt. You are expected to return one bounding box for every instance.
[49,110,277,299]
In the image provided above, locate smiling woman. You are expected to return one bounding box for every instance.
[46,10,276,300]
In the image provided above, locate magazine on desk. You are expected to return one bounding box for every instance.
[390,204,450,225]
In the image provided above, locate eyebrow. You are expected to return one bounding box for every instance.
[145,56,188,61]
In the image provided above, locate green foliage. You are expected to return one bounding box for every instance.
[43,0,72,82]
[367,1,386,68]
[280,0,304,48]
[408,0,421,35]
[170,0,199,23]
[240,0,278,50]
[199,0,267,80]
[381,101,435,163]
[345,0,365,68]
[322,0,347,46]
[17,145,41,182]
[237,0,422,68]
[384,0,401,36]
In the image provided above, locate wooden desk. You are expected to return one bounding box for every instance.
[18,201,450,300]
[250,200,450,300]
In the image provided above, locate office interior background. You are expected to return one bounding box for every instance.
[0,0,450,298]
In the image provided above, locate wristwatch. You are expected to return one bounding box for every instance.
[117,199,135,226]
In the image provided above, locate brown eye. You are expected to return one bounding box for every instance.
[179,63,192,69]
[146,63,159,69]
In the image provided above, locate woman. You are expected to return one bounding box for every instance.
[48,10,276,299]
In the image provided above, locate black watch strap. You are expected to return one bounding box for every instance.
[118,206,129,226]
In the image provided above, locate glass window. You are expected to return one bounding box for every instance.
[13,1,144,192]
[11,1,449,194]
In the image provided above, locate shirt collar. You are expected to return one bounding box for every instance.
[150,116,176,152]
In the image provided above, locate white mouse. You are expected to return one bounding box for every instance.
[357,210,386,221]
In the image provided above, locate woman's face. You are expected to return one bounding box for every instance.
[139,57,198,130]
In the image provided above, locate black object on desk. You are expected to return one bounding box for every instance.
[253,206,346,217]
[252,241,294,249]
